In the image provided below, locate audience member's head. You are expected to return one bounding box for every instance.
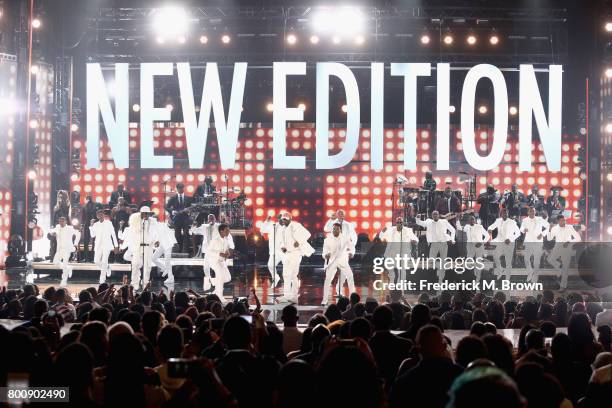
[456,335,487,368]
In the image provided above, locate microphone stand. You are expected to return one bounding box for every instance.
[140,218,146,290]
[272,221,277,322]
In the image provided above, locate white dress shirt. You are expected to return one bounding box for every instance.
[323,218,357,249]
[282,221,315,256]
[457,223,488,243]
[416,218,456,243]
[520,216,549,242]
[51,225,80,253]
[488,218,521,242]
[90,219,118,252]
[547,225,581,243]
[322,233,354,264]
[381,226,419,243]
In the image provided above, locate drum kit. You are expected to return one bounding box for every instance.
[191,188,249,228]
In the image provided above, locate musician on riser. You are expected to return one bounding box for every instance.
[165,183,193,253]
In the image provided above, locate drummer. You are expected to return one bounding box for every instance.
[195,176,216,202]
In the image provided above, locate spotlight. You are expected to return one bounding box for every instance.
[606,68,612,78]
[70,123,79,132]
[466,35,477,45]
[199,35,208,44]
[341,104,348,113]
[31,18,41,29]
[178,35,186,44]
[27,169,37,180]
[606,122,612,133]
[312,6,364,36]
[606,22,612,32]
[420,34,430,45]
[443,34,453,45]
[29,119,39,129]
[607,226,612,235]
[30,65,39,75]
[310,35,320,44]
[156,36,165,44]
[332,36,341,44]
[354,35,365,45]
[152,6,188,40]
[132,104,141,112]
[166,103,174,112]
[489,34,499,45]
[448,105,456,113]
[607,173,612,182]
[478,105,488,114]
[297,103,306,111]
[286,34,297,45]
[266,103,274,112]
[221,34,231,44]
[509,106,518,116]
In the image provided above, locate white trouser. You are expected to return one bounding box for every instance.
[549,244,573,289]
[267,253,282,284]
[94,248,112,283]
[465,243,486,280]
[54,250,73,284]
[429,242,449,283]
[152,246,173,279]
[210,260,231,299]
[523,243,543,282]
[322,258,354,304]
[131,245,154,287]
[203,255,211,279]
[493,242,515,280]
[385,245,413,285]
[282,252,302,301]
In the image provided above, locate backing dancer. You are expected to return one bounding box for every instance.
[260,214,284,286]
[50,216,81,287]
[456,215,488,281]
[321,223,356,306]
[205,223,233,300]
[89,209,119,284]
[416,211,456,284]
[379,217,419,290]
[278,213,315,304]
[323,210,358,245]
[487,208,521,280]
[192,214,235,291]
[126,207,159,290]
[520,207,549,283]
[153,219,177,284]
[547,215,581,289]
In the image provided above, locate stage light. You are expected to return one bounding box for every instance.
[606,22,612,32]
[341,104,348,113]
[27,170,37,180]
[221,34,231,44]
[310,35,319,44]
[467,34,477,45]
[0,98,16,115]
[199,35,208,44]
[178,35,186,44]
[30,65,39,75]
[354,35,365,45]
[607,173,612,182]
[70,123,79,132]
[509,106,518,115]
[490,34,499,45]
[606,68,612,78]
[152,6,188,40]
[156,36,165,44]
[166,103,174,112]
[312,6,364,36]
[298,103,306,111]
[478,105,488,114]
[448,105,456,113]
[29,119,39,129]
[286,33,297,45]
[132,104,141,112]
[605,122,612,133]
[266,103,274,112]
[443,34,453,45]
[608,226,612,235]
[332,36,341,44]
[32,18,41,29]
[420,34,430,45]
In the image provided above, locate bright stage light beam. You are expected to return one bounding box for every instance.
[490,35,499,45]
[311,6,364,36]
[152,6,189,40]
[467,35,477,45]
[221,34,231,44]
[443,34,453,45]
[286,34,297,45]
[32,18,41,29]
[420,34,430,45]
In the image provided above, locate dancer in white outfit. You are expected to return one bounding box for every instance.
[456,215,488,281]
[50,216,81,287]
[206,223,233,300]
[321,223,356,305]
[125,207,159,289]
[416,211,456,283]
[487,209,521,280]
[192,214,235,291]
[89,209,119,284]
[323,210,358,244]
[260,215,284,286]
[379,217,419,288]
[520,207,549,282]
[547,215,581,289]
[278,213,315,304]
[153,220,177,284]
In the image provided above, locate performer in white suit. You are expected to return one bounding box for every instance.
[520,207,550,282]
[192,214,235,291]
[126,207,159,289]
[323,210,358,245]
[90,209,119,284]
[153,220,177,284]
[547,215,581,289]
[206,223,233,300]
[278,213,315,304]
[50,216,81,287]
[379,217,419,287]
[321,223,356,305]
[456,215,488,281]
[416,211,456,283]
[259,214,284,286]
[487,208,521,280]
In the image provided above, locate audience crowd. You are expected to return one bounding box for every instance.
[1,283,612,408]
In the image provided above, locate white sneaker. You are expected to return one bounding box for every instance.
[106,268,111,277]
[60,280,68,287]
[68,268,73,278]
[99,278,105,285]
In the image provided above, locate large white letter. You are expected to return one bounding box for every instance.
[391,63,431,170]
[273,62,306,169]
[437,63,451,170]
[178,62,247,169]
[86,63,129,169]
[461,64,508,171]
[316,63,360,169]
[140,63,174,168]
[519,64,562,171]
[371,63,384,170]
